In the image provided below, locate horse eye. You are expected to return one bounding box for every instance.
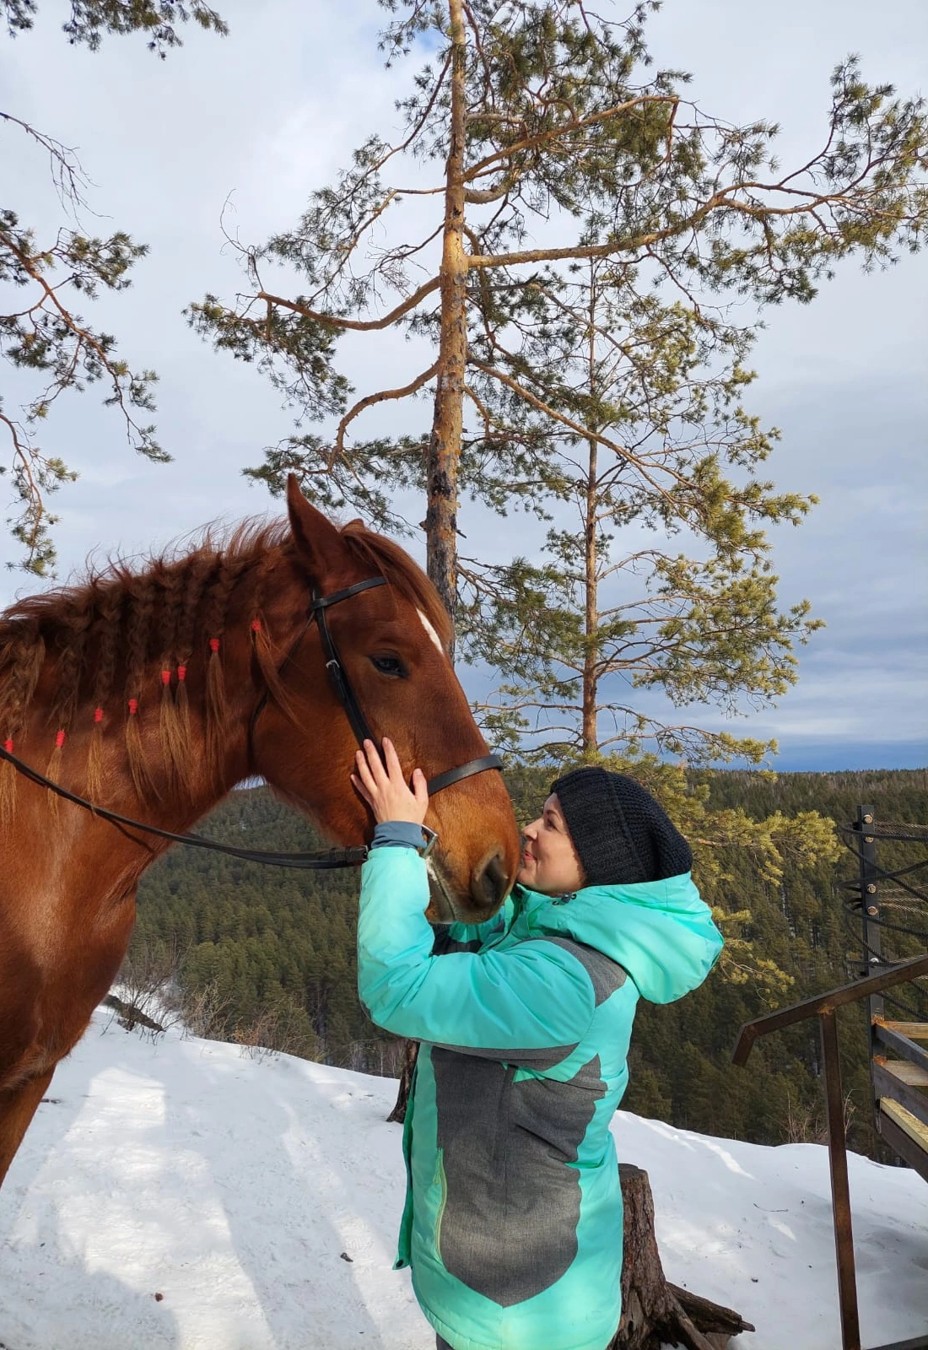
[370,654,407,678]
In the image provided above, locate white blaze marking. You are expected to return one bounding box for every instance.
[416,608,445,654]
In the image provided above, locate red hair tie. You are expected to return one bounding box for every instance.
[250,618,262,634]
[3,738,12,753]
[209,637,220,653]
[55,729,66,749]
[161,669,171,686]
[177,665,187,683]
[128,698,139,716]
[93,707,104,724]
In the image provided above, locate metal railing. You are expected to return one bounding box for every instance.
[733,952,928,1350]
[839,806,928,1153]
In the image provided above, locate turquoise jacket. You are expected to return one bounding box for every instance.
[358,845,723,1350]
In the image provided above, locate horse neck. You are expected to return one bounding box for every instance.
[129,633,261,830]
[15,612,265,840]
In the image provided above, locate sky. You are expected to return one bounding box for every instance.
[1,0,926,773]
[2,1007,927,1349]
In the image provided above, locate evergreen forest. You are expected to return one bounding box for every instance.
[127,766,928,1162]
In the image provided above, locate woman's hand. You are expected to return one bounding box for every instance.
[351,737,429,825]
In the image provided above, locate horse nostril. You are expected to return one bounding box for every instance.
[472,852,508,911]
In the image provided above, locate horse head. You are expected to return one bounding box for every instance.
[249,479,520,923]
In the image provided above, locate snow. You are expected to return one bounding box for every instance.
[2,1011,926,1349]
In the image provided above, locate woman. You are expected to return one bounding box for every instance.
[352,738,723,1350]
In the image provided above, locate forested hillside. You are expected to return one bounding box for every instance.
[129,767,928,1158]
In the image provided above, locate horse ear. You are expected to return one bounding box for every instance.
[285,475,346,578]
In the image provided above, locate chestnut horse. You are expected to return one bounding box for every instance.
[0,478,519,1188]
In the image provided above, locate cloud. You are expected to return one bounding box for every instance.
[1,0,925,768]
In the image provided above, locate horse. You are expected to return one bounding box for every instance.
[0,476,520,1188]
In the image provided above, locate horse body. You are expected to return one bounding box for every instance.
[0,480,520,1187]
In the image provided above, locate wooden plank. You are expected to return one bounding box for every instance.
[873,1023,928,1073]
[883,1021,928,1041]
[878,1109,928,1185]
[881,1098,928,1151]
[873,1064,928,1127]
[875,1057,928,1087]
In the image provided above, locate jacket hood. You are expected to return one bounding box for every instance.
[514,874,723,1005]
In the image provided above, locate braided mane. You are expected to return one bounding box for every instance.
[0,512,449,811]
[0,518,287,808]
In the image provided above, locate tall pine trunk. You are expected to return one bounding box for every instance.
[426,0,468,643]
[582,285,600,756]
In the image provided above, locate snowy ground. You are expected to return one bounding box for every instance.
[1,1010,926,1350]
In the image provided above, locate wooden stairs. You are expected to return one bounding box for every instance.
[872,1018,928,1182]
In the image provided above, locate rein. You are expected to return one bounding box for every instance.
[0,573,503,871]
[0,743,368,869]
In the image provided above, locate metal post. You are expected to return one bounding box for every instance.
[856,805,883,1006]
[820,1008,861,1350]
[855,805,885,1136]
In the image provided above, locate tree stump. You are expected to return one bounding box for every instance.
[386,1039,419,1124]
[610,1164,754,1350]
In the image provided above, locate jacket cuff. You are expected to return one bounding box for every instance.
[371,821,430,851]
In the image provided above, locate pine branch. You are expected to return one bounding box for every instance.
[462,92,679,183]
[469,355,682,510]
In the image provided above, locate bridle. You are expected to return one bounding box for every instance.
[0,574,503,870]
[280,575,502,796]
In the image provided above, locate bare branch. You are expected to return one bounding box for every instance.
[0,111,90,214]
[332,361,439,463]
[257,275,440,332]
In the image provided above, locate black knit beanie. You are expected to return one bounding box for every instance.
[550,766,692,886]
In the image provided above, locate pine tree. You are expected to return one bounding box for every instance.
[190,0,927,674]
[461,255,825,762]
[0,0,227,572]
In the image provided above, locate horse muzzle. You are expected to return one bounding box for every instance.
[426,847,511,925]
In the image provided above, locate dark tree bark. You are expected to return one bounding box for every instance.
[611,1164,754,1350]
[387,1039,419,1124]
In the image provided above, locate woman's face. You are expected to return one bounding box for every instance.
[517,793,585,896]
